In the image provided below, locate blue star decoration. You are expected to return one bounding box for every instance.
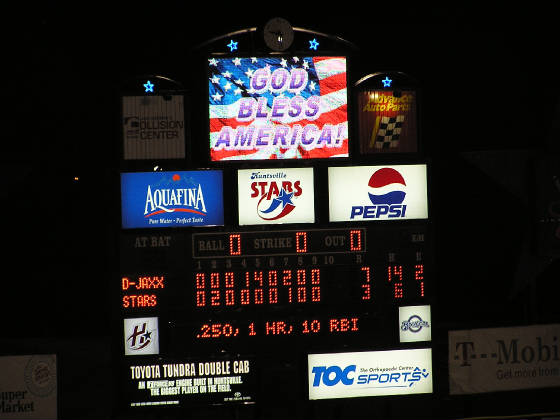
[309,38,319,50]
[276,188,294,208]
[227,40,238,52]
[260,188,294,214]
[144,80,154,93]
[381,77,392,88]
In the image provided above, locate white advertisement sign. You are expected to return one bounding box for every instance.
[238,168,315,225]
[328,164,428,222]
[122,95,185,159]
[124,317,160,356]
[399,305,432,343]
[0,355,57,419]
[449,324,560,394]
[308,348,432,400]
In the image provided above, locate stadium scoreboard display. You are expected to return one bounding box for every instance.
[116,20,433,415]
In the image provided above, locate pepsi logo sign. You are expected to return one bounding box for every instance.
[328,165,428,222]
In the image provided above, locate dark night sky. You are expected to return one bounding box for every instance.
[6,3,560,335]
[3,5,560,419]
[13,5,560,160]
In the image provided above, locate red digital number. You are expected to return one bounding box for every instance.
[196,323,239,339]
[311,268,321,302]
[388,265,403,299]
[196,273,206,307]
[297,269,306,302]
[229,234,241,256]
[241,272,250,305]
[282,270,293,303]
[302,319,321,334]
[360,266,371,300]
[248,322,257,336]
[193,269,321,307]
[210,272,220,306]
[268,271,278,304]
[415,264,425,297]
[296,231,307,253]
[350,229,363,251]
[225,272,235,306]
[253,271,264,305]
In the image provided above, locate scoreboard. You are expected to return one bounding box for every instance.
[115,20,433,417]
[121,225,429,342]
[118,218,432,408]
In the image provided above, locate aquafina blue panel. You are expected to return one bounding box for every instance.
[121,171,224,229]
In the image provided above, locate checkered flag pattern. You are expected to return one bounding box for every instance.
[375,115,405,149]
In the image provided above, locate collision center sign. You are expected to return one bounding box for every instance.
[122,95,185,160]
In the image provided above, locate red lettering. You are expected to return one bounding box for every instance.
[281,181,293,193]
[293,180,302,196]
[267,182,280,200]
[250,182,259,197]
[258,182,267,196]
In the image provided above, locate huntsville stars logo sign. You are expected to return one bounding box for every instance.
[238,168,315,225]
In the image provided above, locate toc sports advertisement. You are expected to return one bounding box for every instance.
[121,171,224,229]
[328,164,428,222]
[308,348,432,400]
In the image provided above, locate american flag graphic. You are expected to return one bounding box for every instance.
[208,56,348,161]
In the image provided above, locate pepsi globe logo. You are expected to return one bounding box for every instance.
[368,167,406,205]
[351,167,408,219]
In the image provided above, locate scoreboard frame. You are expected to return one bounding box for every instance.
[113,21,435,417]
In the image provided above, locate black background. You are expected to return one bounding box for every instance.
[4,4,560,419]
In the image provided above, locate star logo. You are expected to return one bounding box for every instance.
[275,188,294,208]
[382,77,392,88]
[258,188,296,221]
[309,38,319,50]
[227,40,238,52]
[143,80,154,93]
